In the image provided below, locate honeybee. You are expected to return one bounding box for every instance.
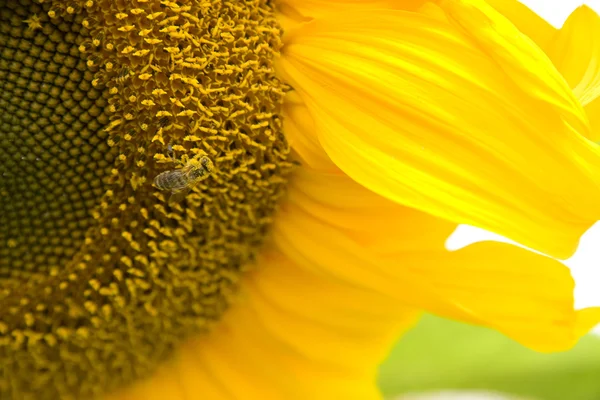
[153,154,214,204]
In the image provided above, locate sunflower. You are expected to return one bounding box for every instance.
[1,0,600,398]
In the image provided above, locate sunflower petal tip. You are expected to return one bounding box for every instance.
[568,4,600,20]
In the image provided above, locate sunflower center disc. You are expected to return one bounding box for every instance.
[0,0,293,397]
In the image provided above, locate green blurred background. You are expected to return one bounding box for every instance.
[378,315,600,400]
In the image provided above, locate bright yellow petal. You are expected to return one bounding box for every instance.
[547,6,600,100]
[584,99,600,142]
[575,306,600,338]
[278,0,426,21]
[546,6,600,140]
[275,167,600,352]
[283,91,337,171]
[484,0,556,54]
[439,0,586,128]
[278,5,600,259]
[107,239,420,400]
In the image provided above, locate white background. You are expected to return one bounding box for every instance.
[519,0,600,27]
[448,0,600,313]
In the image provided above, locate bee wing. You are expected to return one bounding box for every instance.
[168,187,192,205]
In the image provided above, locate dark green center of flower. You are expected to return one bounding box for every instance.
[0,0,293,398]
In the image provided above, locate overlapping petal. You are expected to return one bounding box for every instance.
[440,0,589,139]
[546,6,600,95]
[277,166,600,353]
[543,6,600,141]
[278,3,600,259]
[484,0,556,55]
[278,0,426,21]
[283,91,336,171]
[491,4,600,141]
[107,232,420,400]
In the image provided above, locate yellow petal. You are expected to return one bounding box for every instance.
[107,242,420,400]
[278,6,600,259]
[278,0,426,21]
[440,0,585,129]
[275,167,600,352]
[547,6,600,99]
[575,306,600,338]
[546,6,600,140]
[283,91,337,171]
[584,99,600,142]
[288,167,456,252]
[484,0,556,54]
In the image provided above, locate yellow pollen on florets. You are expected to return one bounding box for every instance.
[0,0,294,398]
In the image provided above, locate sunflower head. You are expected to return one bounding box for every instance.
[6,0,600,399]
[0,0,294,397]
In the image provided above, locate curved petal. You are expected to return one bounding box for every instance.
[484,0,556,54]
[546,6,600,141]
[283,91,337,171]
[278,5,600,259]
[106,233,420,400]
[278,0,426,21]
[275,166,600,353]
[439,0,585,129]
[547,6,600,98]
[584,100,600,143]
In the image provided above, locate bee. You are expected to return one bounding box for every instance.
[114,67,131,85]
[153,155,214,204]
